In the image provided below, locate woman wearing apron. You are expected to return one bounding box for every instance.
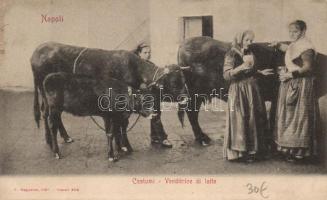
[273,20,319,162]
[223,30,273,162]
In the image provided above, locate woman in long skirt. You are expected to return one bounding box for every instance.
[273,20,320,162]
[223,30,273,162]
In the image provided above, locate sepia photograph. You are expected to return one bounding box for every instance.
[0,0,326,199]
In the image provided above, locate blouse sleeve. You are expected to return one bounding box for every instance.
[277,43,289,52]
[223,51,256,81]
[223,51,235,81]
[292,49,315,78]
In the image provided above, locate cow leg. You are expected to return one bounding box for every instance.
[186,97,211,146]
[48,109,61,159]
[121,118,133,153]
[58,115,74,143]
[114,125,123,153]
[40,93,52,146]
[107,118,120,161]
[111,122,122,153]
[42,105,51,145]
[108,122,123,152]
[113,122,122,161]
[104,118,116,161]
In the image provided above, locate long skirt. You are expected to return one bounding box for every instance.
[274,76,319,157]
[223,77,268,160]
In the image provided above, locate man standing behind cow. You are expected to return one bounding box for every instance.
[133,42,173,148]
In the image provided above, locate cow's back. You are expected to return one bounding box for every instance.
[31,42,142,89]
[75,49,141,87]
[179,36,230,66]
[31,42,83,74]
[178,36,231,96]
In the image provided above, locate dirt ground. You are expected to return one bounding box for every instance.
[0,89,326,175]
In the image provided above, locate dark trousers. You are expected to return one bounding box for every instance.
[150,93,167,141]
[150,110,167,141]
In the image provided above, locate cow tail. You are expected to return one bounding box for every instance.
[177,45,186,128]
[33,76,41,128]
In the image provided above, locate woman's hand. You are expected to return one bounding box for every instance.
[258,69,274,76]
[230,62,252,76]
[269,41,288,52]
[240,61,253,70]
[243,55,254,66]
[279,71,293,82]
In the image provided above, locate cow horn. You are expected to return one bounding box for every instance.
[180,66,191,70]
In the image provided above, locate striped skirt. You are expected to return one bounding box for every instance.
[223,77,268,160]
[274,76,320,157]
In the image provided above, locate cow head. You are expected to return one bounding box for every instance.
[130,88,157,119]
[249,42,285,71]
[249,43,285,101]
[149,64,190,105]
[98,79,156,119]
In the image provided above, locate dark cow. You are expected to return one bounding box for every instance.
[178,36,327,146]
[31,42,189,148]
[177,36,285,145]
[43,72,156,161]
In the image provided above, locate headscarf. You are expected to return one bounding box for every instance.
[231,30,255,55]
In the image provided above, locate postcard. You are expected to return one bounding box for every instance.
[0,0,326,199]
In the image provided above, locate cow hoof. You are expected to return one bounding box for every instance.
[109,155,119,161]
[121,147,128,152]
[109,157,119,162]
[201,141,210,146]
[196,138,210,146]
[55,153,61,159]
[65,138,74,143]
[161,139,173,148]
